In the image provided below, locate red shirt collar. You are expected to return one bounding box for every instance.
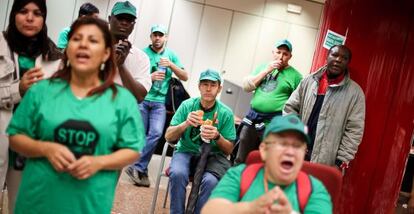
[328,72,345,85]
[317,72,345,95]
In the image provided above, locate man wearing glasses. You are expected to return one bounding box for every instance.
[109,1,151,102]
[202,115,332,214]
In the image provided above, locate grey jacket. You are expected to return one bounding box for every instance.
[283,66,365,166]
[0,33,61,189]
[0,33,61,130]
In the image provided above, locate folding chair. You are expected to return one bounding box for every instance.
[150,141,175,214]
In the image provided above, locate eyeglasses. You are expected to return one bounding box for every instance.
[264,140,306,150]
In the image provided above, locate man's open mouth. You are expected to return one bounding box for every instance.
[281,160,294,170]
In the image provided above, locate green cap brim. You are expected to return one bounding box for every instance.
[112,9,136,17]
[200,77,220,82]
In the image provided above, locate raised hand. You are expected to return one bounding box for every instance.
[115,39,131,66]
[186,111,203,127]
[19,67,44,94]
[151,71,166,81]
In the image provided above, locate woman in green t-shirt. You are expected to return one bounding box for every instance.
[7,17,145,214]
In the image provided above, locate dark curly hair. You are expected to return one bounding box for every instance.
[78,2,99,17]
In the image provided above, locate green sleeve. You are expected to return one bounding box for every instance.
[209,164,245,202]
[6,83,41,137]
[219,110,236,142]
[170,99,189,126]
[304,177,333,214]
[115,92,145,152]
[57,28,69,49]
[294,72,303,90]
[171,51,184,69]
[250,63,267,76]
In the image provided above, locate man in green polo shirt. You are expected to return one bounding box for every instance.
[203,115,332,214]
[234,39,302,164]
[126,24,188,187]
[165,69,236,214]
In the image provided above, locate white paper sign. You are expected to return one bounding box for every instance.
[323,30,346,49]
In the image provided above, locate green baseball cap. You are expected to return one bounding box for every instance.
[275,39,292,52]
[199,69,222,82]
[151,24,167,35]
[264,114,309,144]
[111,1,136,18]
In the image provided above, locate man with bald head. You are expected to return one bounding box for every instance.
[284,45,365,172]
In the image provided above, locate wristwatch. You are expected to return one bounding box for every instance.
[213,133,221,141]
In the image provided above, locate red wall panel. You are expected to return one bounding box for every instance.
[312,0,414,213]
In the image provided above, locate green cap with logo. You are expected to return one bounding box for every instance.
[111,1,137,18]
[151,24,167,35]
[199,69,222,83]
[264,114,309,144]
[275,39,292,52]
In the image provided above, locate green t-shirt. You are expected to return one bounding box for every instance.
[170,97,236,154]
[57,27,70,49]
[6,79,145,214]
[210,164,332,213]
[18,55,35,77]
[250,63,302,113]
[143,46,184,103]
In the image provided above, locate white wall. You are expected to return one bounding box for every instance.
[0,0,323,97]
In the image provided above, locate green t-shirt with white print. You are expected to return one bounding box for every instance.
[143,46,184,103]
[210,164,332,213]
[170,97,236,154]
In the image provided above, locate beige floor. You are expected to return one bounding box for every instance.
[0,154,173,214]
[0,154,410,213]
[112,154,173,214]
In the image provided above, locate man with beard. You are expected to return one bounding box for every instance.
[108,1,151,102]
[283,45,365,172]
[126,24,188,187]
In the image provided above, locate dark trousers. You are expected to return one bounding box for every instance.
[233,109,281,165]
[234,124,263,164]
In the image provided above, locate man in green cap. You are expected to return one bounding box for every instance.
[164,69,236,214]
[203,115,332,214]
[126,24,188,187]
[108,1,151,102]
[235,39,303,164]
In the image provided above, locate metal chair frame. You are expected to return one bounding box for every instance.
[149,141,175,214]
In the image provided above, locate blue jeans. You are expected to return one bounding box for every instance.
[169,152,218,214]
[133,100,166,173]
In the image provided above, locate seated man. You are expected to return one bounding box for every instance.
[165,69,236,214]
[202,115,332,214]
